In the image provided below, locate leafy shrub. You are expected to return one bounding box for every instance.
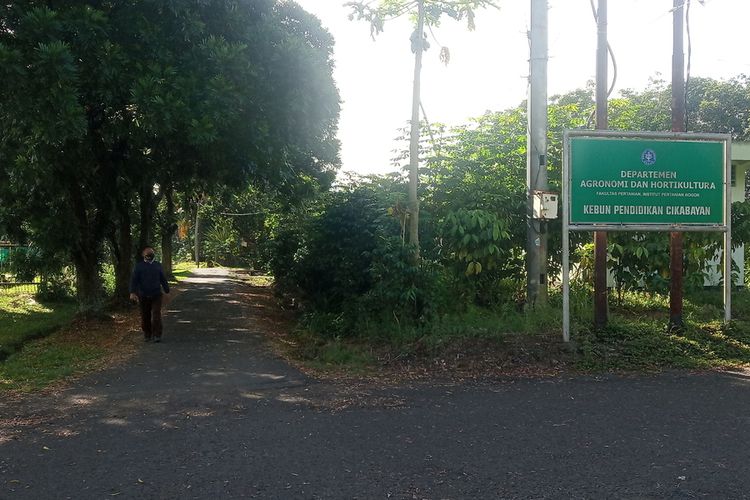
[270,187,451,337]
[38,268,76,301]
[204,216,240,266]
[291,189,385,311]
[440,208,522,307]
[441,208,511,276]
[6,246,42,282]
[267,215,305,295]
[4,246,74,299]
[363,238,448,326]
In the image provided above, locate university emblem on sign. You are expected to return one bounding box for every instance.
[641,148,656,166]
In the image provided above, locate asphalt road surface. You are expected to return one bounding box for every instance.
[1,269,749,499]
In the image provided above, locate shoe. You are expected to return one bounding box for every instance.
[153,337,162,343]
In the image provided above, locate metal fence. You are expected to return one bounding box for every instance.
[0,243,40,296]
[0,281,39,295]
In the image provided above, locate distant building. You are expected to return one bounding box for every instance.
[705,141,750,286]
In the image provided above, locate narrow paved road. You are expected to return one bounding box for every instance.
[1,269,749,499]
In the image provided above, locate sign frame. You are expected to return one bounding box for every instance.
[561,130,732,342]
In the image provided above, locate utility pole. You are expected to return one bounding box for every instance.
[670,0,686,329]
[593,0,608,329]
[526,0,549,307]
[408,0,425,261]
[194,196,201,268]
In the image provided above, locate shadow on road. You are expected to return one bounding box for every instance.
[2,269,750,499]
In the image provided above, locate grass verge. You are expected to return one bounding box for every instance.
[0,292,77,359]
[0,337,103,392]
[203,269,750,378]
[575,288,750,371]
[274,286,750,378]
[1,266,186,394]
[171,261,195,282]
[0,310,141,394]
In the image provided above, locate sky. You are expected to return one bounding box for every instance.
[294,0,750,175]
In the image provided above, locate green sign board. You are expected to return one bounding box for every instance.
[568,136,726,227]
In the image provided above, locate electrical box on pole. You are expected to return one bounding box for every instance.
[532,191,559,220]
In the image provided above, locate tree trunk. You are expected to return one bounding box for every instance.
[67,180,104,314]
[407,0,425,261]
[195,195,202,267]
[138,182,155,253]
[110,197,133,305]
[160,184,176,280]
[72,245,103,315]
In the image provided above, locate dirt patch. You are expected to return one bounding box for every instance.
[373,334,575,380]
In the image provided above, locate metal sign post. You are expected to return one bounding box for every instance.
[562,130,732,342]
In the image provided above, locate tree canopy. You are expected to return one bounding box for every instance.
[0,0,340,311]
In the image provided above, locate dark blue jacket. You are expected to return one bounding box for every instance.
[129,260,170,298]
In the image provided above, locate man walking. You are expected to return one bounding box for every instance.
[129,246,170,342]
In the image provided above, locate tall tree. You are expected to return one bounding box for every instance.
[347,0,497,259]
[0,0,340,310]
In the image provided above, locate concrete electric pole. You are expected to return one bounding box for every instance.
[526,0,549,307]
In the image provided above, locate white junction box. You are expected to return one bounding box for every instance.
[532,190,559,220]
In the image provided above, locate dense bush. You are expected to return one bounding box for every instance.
[5,245,75,299]
[204,216,241,266]
[269,180,525,337]
[300,191,381,309]
[6,246,43,282]
[38,268,76,301]
[265,77,750,339]
[364,237,448,325]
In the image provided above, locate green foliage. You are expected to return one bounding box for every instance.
[0,294,76,359]
[732,200,750,248]
[37,271,76,301]
[101,264,116,297]
[269,181,451,336]
[0,337,101,392]
[605,218,749,298]
[204,216,240,266]
[346,0,498,36]
[0,0,340,310]
[4,246,75,299]
[365,238,447,325]
[271,76,750,345]
[442,208,510,276]
[294,189,384,312]
[607,234,670,296]
[6,247,40,282]
[267,214,306,294]
[610,76,750,139]
[573,242,595,285]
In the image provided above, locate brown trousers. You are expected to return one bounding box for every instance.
[139,294,163,338]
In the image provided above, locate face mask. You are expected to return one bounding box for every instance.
[144,253,155,262]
